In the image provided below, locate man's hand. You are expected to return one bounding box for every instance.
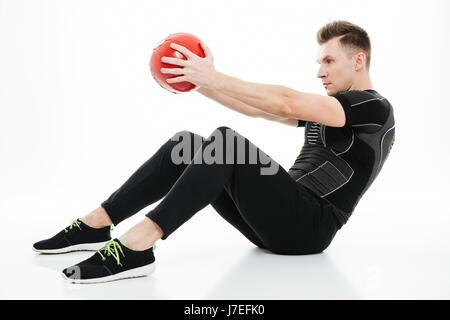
[160,41,217,90]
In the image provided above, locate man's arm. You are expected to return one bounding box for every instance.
[212,71,291,118]
[282,88,346,127]
[197,87,298,127]
[211,71,345,128]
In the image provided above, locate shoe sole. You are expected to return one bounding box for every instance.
[32,241,110,254]
[61,262,156,284]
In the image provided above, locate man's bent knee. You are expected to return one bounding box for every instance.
[170,130,205,165]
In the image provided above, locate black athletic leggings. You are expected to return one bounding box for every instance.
[101,126,343,255]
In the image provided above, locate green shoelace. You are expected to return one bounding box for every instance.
[64,219,82,233]
[97,239,157,267]
[98,239,126,267]
[64,218,114,232]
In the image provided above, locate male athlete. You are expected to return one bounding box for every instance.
[33,20,395,284]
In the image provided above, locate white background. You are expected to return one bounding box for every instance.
[1,0,449,299]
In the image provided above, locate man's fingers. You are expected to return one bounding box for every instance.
[200,40,211,57]
[161,67,184,75]
[167,76,187,83]
[162,56,188,66]
[170,43,195,59]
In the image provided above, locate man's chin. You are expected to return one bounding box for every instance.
[325,88,335,96]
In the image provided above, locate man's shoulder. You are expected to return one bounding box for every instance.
[332,89,393,128]
[333,89,386,106]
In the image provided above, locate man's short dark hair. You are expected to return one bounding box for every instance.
[317,20,371,71]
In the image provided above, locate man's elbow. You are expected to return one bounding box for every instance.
[278,96,293,118]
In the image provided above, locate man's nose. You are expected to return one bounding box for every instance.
[317,65,326,78]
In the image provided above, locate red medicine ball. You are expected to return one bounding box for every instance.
[150,32,205,94]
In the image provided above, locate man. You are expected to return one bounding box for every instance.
[33,20,395,284]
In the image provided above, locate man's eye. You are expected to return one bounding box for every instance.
[327,59,333,63]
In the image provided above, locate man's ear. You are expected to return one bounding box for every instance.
[354,52,366,71]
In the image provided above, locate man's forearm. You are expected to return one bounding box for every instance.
[211,71,290,117]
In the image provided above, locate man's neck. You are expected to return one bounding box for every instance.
[350,73,374,91]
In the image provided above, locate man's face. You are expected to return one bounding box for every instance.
[316,37,356,96]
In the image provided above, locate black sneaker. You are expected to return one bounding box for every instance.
[32,218,112,254]
[61,238,156,284]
